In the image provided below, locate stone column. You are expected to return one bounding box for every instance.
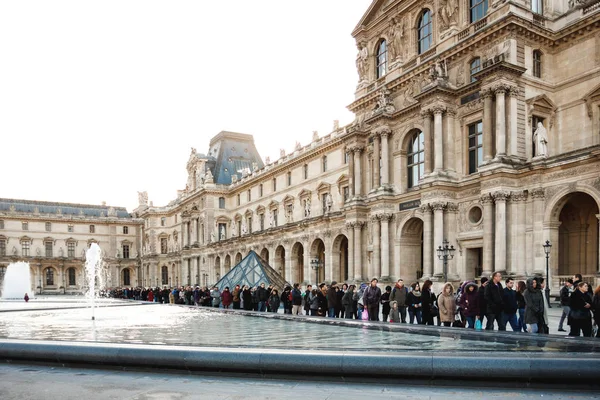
[445,110,456,172]
[353,222,364,281]
[493,191,509,273]
[348,148,355,197]
[353,147,363,197]
[531,188,546,274]
[431,202,445,276]
[480,193,495,277]
[510,191,528,278]
[597,215,600,274]
[373,134,380,189]
[371,215,381,279]
[508,87,519,157]
[482,89,494,162]
[182,221,188,248]
[495,86,507,157]
[421,110,433,174]
[421,204,433,278]
[380,130,390,186]
[347,222,355,281]
[191,218,198,245]
[380,213,391,280]
[433,106,445,172]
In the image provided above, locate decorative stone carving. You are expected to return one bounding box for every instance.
[138,191,148,206]
[312,131,319,141]
[241,219,247,235]
[492,191,510,202]
[304,198,311,218]
[446,203,459,212]
[356,41,370,87]
[531,188,545,200]
[220,225,226,240]
[205,169,213,183]
[438,0,459,32]
[533,121,549,157]
[295,141,302,151]
[455,62,465,87]
[388,16,406,66]
[279,149,286,158]
[479,193,494,205]
[325,193,333,214]
[373,87,396,114]
[430,201,447,211]
[510,191,528,202]
[484,40,511,64]
[265,156,271,165]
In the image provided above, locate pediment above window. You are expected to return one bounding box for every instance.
[255,205,265,214]
[316,181,331,194]
[298,189,312,199]
[268,200,279,209]
[19,236,32,243]
[353,0,393,32]
[526,94,557,125]
[584,83,600,118]
[282,195,295,205]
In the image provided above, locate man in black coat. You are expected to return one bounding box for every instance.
[363,278,382,321]
[477,277,488,327]
[257,283,269,312]
[484,272,505,331]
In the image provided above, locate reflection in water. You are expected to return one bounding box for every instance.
[0,305,587,353]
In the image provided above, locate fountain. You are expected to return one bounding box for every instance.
[84,243,102,320]
[1,262,33,299]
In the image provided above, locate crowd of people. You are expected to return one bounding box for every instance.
[107,272,600,338]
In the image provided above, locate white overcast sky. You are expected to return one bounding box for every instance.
[0,0,371,211]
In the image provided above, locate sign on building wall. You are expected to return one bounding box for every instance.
[399,200,421,211]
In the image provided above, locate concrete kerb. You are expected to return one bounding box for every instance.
[1,339,600,382]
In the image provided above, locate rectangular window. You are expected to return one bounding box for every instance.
[22,241,30,257]
[46,269,54,286]
[45,241,53,257]
[122,244,130,259]
[237,194,240,206]
[343,186,349,202]
[68,225,74,233]
[531,0,543,14]
[248,217,252,234]
[45,222,51,232]
[67,242,75,258]
[68,268,76,286]
[219,197,225,209]
[247,190,251,202]
[160,238,168,254]
[0,220,4,229]
[123,226,129,234]
[89,225,95,233]
[22,222,28,231]
[303,164,308,179]
[160,217,166,227]
[470,0,488,23]
[259,184,263,197]
[259,214,264,231]
[287,171,292,186]
[272,178,277,192]
[0,239,6,256]
[468,121,484,174]
[322,156,327,172]
[532,50,542,78]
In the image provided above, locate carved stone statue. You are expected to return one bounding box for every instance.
[220,226,225,240]
[325,193,333,214]
[36,247,41,256]
[137,191,149,206]
[280,149,286,158]
[12,246,17,256]
[204,168,214,183]
[304,198,311,218]
[374,88,396,113]
[190,147,197,155]
[356,41,369,83]
[241,219,247,235]
[439,0,459,32]
[210,231,215,243]
[285,205,293,223]
[265,156,271,164]
[388,16,405,62]
[231,220,237,237]
[533,121,549,157]
[268,211,275,228]
[295,141,301,151]
[116,248,120,258]
[59,247,64,257]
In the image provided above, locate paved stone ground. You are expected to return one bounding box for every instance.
[0,363,598,400]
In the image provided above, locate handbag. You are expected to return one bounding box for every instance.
[452,314,463,328]
[475,319,482,330]
[361,309,369,320]
[430,304,439,318]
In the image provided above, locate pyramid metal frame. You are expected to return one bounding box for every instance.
[213,250,290,291]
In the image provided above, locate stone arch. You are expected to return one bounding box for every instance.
[397,215,424,282]
[224,254,231,273]
[274,245,286,280]
[309,238,326,284]
[235,252,243,265]
[66,266,78,287]
[397,127,425,193]
[260,248,269,264]
[291,242,305,284]
[331,234,349,282]
[545,190,600,282]
[43,266,58,287]
[121,267,133,287]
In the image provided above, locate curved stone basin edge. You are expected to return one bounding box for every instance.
[0,339,598,382]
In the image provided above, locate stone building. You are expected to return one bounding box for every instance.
[138,0,600,293]
[0,199,142,295]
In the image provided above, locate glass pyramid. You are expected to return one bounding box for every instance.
[214,250,290,291]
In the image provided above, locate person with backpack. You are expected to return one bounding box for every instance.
[389,279,409,323]
[291,283,303,315]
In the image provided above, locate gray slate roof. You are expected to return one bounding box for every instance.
[0,198,132,218]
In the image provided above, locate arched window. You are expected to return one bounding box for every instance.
[376,40,387,79]
[407,131,425,188]
[161,266,168,285]
[418,10,432,54]
[470,0,488,23]
[470,58,481,82]
[68,268,76,286]
[123,268,131,286]
[533,50,542,78]
[45,268,54,286]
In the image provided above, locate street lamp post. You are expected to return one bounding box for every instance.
[310,258,321,285]
[543,240,552,308]
[436,239,456,283]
